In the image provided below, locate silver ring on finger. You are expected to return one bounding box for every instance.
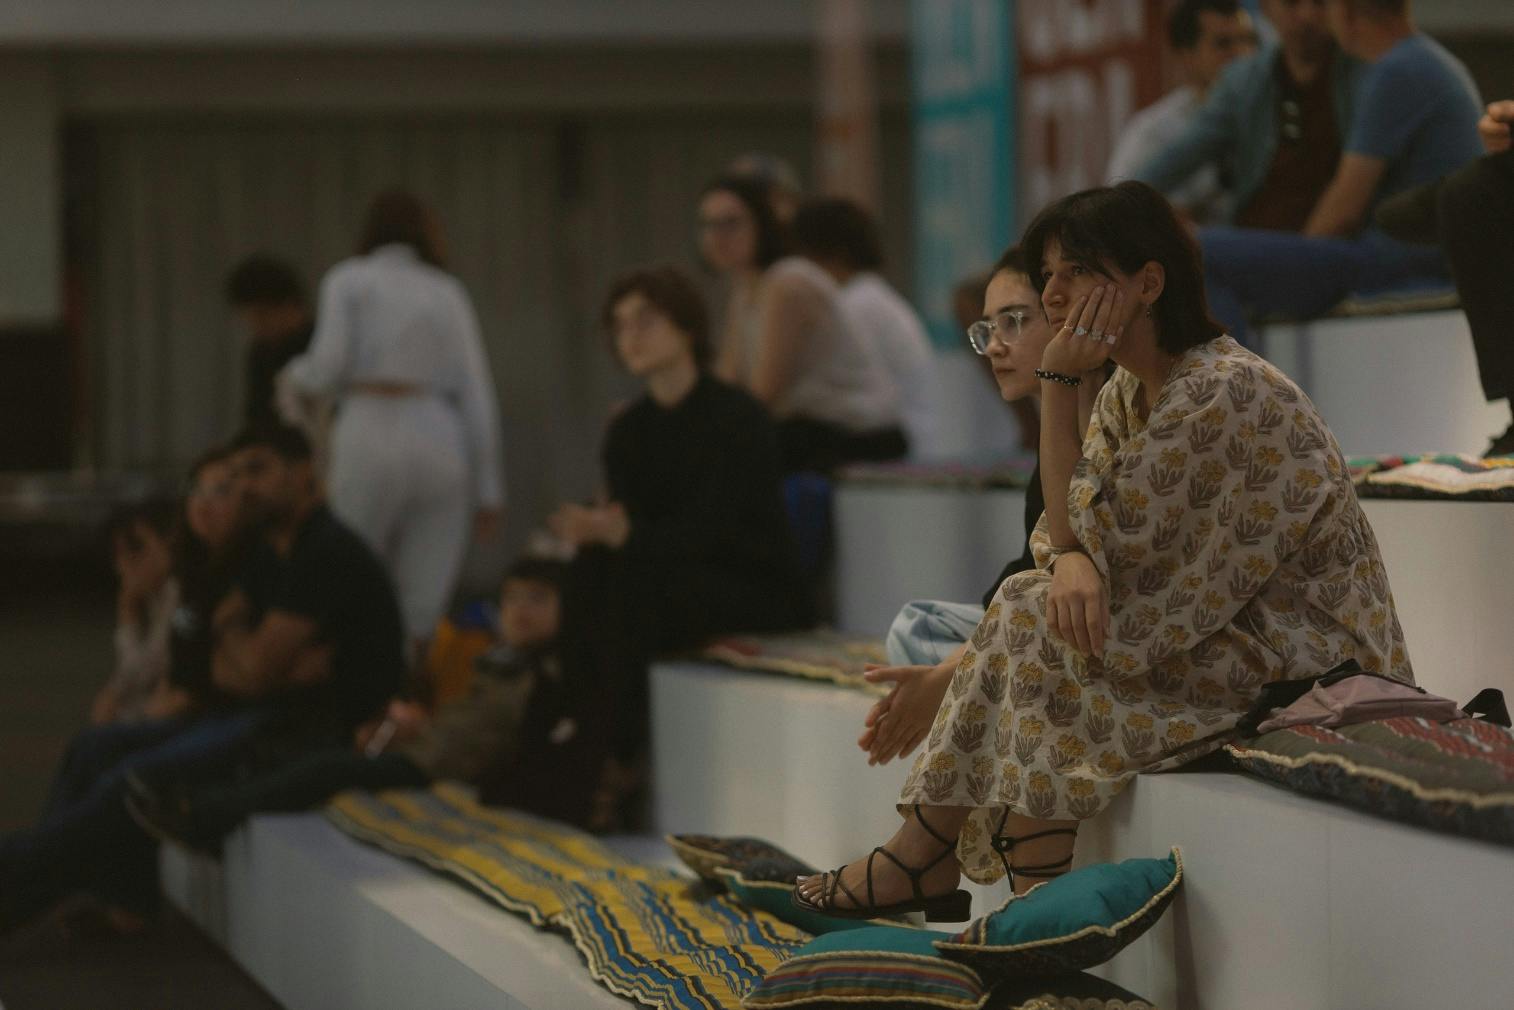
[1074,326,1089,337]
[1090,330,1104,341]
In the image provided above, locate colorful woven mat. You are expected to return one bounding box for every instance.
[1349,453,1514,501]
[326,783,809,1010]
[697,630,888,694]
[1227,716,1514,846]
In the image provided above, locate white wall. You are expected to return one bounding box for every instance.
[0,56,60,324]
[1415,0,1514,32]
[0,0,910,46]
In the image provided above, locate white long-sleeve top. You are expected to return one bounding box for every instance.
[838,272,936,454]
[282,243,505,507]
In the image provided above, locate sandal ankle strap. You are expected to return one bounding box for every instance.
[990,809,1078,887]
[911,804,958,850]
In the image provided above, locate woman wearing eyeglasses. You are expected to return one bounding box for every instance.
[859,245,1112,771]
[796,182,1409,922]
[697,175,903,472]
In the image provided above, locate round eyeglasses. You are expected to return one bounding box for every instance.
[967,309,1028,355]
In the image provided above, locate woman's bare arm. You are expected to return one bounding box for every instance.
[749,271,823,407]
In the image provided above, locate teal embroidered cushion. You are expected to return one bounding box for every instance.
[932,847,1180,981]
[934,849,1182,980]
[743,925,987,1009]
[716,863,911,936]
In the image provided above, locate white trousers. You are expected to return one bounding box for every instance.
[327,395,471,650]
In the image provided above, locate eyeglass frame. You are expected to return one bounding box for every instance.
[967,308,1029,355]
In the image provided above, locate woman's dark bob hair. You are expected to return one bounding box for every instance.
[359,189,446,268]
[700,174,788,271]
[1020,181,1223,355]
[601,265,713,370]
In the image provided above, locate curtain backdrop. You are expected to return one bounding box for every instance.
[77,109,908,587]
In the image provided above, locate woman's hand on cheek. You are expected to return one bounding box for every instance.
[1042,286,1122,376]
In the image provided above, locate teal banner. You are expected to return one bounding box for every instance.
[910,0,1015,350]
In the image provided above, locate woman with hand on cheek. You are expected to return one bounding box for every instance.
[859,245,1111,771]
[795,182,1410,922]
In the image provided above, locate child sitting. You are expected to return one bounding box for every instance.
[93,500,181,725]
[128,557,630,847]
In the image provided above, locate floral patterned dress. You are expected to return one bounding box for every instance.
[900,336,1412,884]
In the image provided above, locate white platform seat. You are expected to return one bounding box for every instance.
[162,814,646,1010]
[1080,770,1514,1010]
[650,659,1015,918]
[650,658,1514,1010]
[1362,499,1514,702]
[833,472,1511,705]
[1258,311,1510,457]
[834,480,1027,636]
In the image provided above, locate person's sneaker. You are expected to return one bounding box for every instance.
[123,771,221,857]
[1485,425,1514,458]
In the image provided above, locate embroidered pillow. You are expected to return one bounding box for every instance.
[934,850,1181,981]
[742,925,987,1010]
[666,834,813,889]
[1227,718,1514,845]
[991,971,1160,1010]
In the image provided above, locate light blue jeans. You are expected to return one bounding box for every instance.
[884,599,986,668]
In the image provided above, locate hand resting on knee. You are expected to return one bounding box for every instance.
[858,649,961,766]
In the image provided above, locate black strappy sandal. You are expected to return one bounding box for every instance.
[990,808,1077,890]
[791,805,973,922]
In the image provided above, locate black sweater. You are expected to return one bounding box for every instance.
[981,460,1045,608]
[602,375,806,623]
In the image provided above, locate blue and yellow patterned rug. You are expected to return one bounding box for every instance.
[326,784,808,1010]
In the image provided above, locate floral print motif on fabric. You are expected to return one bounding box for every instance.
[900,337,1412,885]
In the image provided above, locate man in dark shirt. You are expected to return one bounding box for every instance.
[0,425,403,935]
[212,424,405,748]
[225,256,314,429]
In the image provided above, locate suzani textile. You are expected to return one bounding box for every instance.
[902,337,1413,884]
[327,784,808,1009]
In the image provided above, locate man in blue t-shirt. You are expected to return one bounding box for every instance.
[1195,0,1482,343]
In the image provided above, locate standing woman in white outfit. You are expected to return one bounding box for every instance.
[279,190,504,657]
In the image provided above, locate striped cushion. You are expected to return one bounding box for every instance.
[743,926,987,1009]
[1227,717,1514,845]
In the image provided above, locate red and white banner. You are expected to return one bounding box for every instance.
[1017,0,1167,219]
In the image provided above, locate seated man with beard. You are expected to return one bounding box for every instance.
[0,425,405,935]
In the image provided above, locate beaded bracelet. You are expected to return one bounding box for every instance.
[1034,368,1082,387]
